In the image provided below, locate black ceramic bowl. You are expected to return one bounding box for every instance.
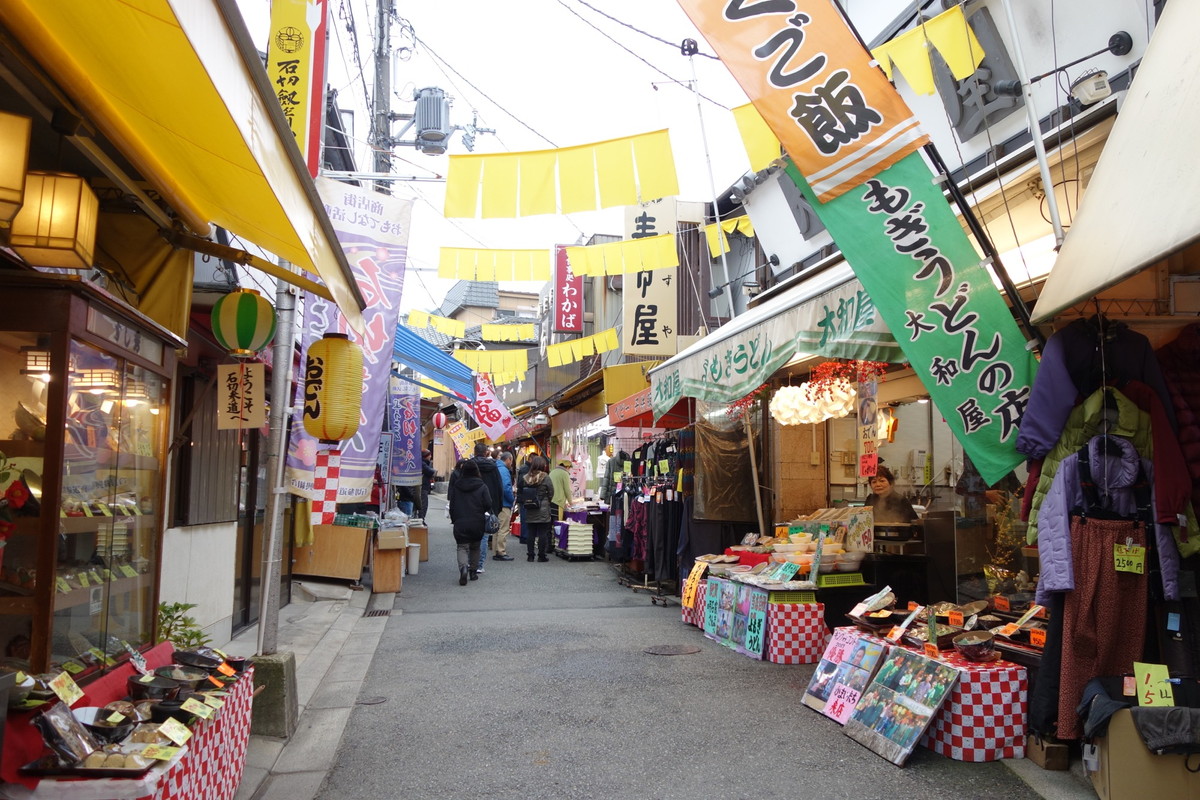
[149,699,195,725]
[173,649,222,673]
[225,656,249,673]
[72,706,136,744]
[127,674,181,701]
[154,665,210,691]
[953,630,996,662]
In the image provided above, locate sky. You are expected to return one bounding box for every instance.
[235,0,763,313]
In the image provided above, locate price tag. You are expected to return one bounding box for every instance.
[907,601,919,611]
[774,562,801,581]
[77,572,90,587]
[211,648,228,659]
[61,661,84,675]
[48,672,84,707]
[1135,661,1174,707]
[55,577,71,593]
[14,671,25,683]
[658,459,670,474]
[158,716,193,746]
[924,642,940,659]
[999,623,1020,637]
[849,603,869,618]
[207,675,224,688]
[106,711,127,724]
[202,694,225,709]
[948,611,964,628]
[623,460,632,474]
[1013,604,1047,628]
[993,596,1011,612]
[120,564,139,578]
[141,744,181,761]
[1029,628,1047,648]
[1115,544,1146,574]
[612,472,623,484]
[181,697,214,719]
[1034,605,1048,619]
[217,662,236,677]
[886,626,905,642]
[100,568,114,582]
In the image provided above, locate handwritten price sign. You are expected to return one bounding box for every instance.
[744,590,769,656]
[1114,544,1146,574]
[826,683,862,725]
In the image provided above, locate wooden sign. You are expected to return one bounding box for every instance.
[217,363,266,430]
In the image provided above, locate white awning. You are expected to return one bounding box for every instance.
[647,264,903,419]
[1031,0,1200,323]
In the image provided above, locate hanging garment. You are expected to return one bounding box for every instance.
[1017,315,1177,460]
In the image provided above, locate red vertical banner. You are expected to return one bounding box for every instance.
[554,245,583,333]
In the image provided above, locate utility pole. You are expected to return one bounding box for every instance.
[374,0,393,193]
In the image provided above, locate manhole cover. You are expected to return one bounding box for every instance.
[643,644,702,656]
[356,696,388,705]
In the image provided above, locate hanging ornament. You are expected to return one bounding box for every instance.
[432,411,448,429]
[302,333,363,444]
[210,289,277,357]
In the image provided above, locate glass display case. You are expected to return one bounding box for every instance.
[0,276,178,678]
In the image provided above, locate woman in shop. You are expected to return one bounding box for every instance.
[521,455,555,562]
[865,466,919,524]
[447,459,492,585]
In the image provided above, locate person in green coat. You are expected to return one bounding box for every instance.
[549,458,574,521]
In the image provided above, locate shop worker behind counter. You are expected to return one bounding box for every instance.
[866,465,919,524]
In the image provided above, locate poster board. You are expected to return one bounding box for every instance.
[843,648,960,765]
[802,628,883,721]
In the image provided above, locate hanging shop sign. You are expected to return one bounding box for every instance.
[553,245,583,333]
[650,276,900,420]
[784,156,1038,484]
[444,421,472,460]
[216,363,266,430]
[677,0,928,203]
[267,0,329,178]
[623,265,678,357]
[857,378,878,477]
[286,178,413,500]
[625,196,677,239]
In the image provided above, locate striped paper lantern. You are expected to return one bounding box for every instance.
[211,289,276,357]
[302,333,363,443]
[432,412,447,429]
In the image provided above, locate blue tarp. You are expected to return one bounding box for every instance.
[392,324,476,401]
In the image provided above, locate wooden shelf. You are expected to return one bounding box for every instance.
[0,439,45,459]
[58,513,155,535]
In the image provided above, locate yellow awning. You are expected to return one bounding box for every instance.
[0,0,366,331]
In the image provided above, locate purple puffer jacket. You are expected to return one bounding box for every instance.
[1035,435,1180,605]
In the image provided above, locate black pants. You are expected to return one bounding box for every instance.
[419,486,430,519]
[526,522,552,558]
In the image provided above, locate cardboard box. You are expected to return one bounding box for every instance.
[1025,734,1068,770]
[1089,708,1200,799]
[408,524,429,562]
[376,528,408,550]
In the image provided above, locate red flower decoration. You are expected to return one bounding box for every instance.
[808,360,889,399]
[4,480,29,510]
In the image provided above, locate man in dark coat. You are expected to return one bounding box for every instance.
[447,459,492,585]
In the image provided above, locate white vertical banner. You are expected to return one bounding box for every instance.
[216,363,266,430]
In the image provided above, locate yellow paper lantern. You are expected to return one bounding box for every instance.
[302,333,363,443]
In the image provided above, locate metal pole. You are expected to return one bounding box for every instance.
[257,279,298,656]
[999,0,1065,246]
[687,49,737,322]
[744,412,768,537]
[373,0,394,193]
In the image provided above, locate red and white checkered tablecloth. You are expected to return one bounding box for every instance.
[919,650,1027,762]
[681,581,707,627]
[766,603,829,665]
[311,450,342,526]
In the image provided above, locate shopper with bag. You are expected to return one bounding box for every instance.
[520,455,554,562]
[447,459,492,585]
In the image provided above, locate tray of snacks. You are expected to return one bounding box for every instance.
[21,743,158,778]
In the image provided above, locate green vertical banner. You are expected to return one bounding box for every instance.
[787,153,1037,484]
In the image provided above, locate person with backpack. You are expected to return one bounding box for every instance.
[448,459,492,585]
[520,455,554,562]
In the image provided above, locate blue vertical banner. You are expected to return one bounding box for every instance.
[389,375,421,487]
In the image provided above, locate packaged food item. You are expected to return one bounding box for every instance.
[32,703,99,765]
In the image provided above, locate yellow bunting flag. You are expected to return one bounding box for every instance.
[565,234,678,278]
[439,247,552,282]
[444,129,679,219]
[731,102,782,173]
[873,6,984,95]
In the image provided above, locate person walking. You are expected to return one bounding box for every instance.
[449,442,503,573]
[520,455,554,562]
[493,452,515,561]
[447,459,491,585]
[419,449,435,523]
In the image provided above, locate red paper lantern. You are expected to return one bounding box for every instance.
[432,412,447,429]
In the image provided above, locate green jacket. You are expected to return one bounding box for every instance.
[549,466,573,510]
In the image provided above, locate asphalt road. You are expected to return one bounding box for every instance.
[318,498,1046,800]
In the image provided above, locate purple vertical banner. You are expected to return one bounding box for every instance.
[285,177,414,501]
[389,376,421,487]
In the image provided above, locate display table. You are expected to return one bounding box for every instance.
[766,603,829,665]
[0,645,254,799]
[829,626,1027,762]
[292,524,371,581]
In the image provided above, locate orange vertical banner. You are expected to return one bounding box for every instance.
[678,0,928,203]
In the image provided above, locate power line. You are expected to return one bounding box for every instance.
[554,0,729,109]
[568,0,720,60]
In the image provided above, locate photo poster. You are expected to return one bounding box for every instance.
[802,628,884,720]
[706,578,740,648]
[703,576,724,637]
[843,648,961,765]
[731,583,753,657]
